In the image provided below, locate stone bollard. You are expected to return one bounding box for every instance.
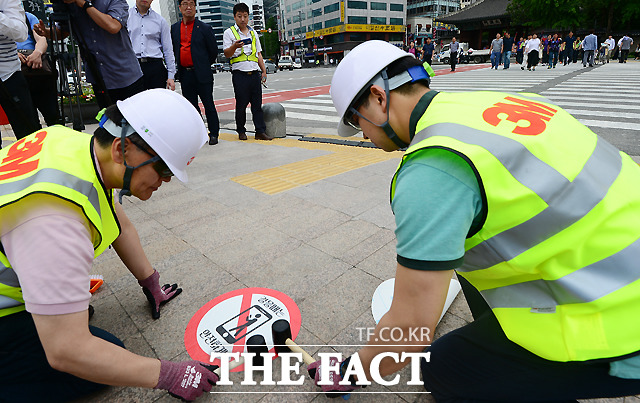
[262,102,286,138]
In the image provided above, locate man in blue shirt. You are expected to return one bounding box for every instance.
[422,37,435,66]
[36,0,144,108]
[128,0,176,91]
[582,29,598,67]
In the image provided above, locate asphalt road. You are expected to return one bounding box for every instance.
[181,61,640,157]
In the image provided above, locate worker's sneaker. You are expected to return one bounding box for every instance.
[255,132,273,141]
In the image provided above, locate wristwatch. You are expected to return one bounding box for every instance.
[82,0,94,11]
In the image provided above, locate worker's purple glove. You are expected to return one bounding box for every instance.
[139,270,182,319]
[155,360,219,401]
[308,356,361,397]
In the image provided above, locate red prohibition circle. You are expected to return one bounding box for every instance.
[184,287,301,370]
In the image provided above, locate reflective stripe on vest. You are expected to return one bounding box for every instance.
[391,91,640,361]
[0,127,121,317]
[229,26,258,64]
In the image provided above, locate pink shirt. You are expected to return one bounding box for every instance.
[1,148,107,315]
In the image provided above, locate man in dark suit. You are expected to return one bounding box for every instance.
[171,0,219,145]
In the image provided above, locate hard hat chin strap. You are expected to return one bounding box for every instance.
[116,119,160,203]
[350,69,409,149]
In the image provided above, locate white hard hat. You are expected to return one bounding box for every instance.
[117,89,208,182]
[331,40,411,137]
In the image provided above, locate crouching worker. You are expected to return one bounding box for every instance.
[308,40,640,402]
[0,89,219,402]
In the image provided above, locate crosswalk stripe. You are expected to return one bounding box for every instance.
[545,87,638,93]
[564,109,640,119]
[281,102,336,112]
[578,119,640,131]
[283,98,334,104]
[553,102,637,111]
[286,111,340,122]
[543,93,640,99]
[545,96,639,105]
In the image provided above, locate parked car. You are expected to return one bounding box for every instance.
[278,55,294,71]
[222,63,231,72]
[211,63,223,73]
[292,59,302,69]
[265,61,277,74]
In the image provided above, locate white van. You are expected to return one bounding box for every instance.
[279,55,294,71]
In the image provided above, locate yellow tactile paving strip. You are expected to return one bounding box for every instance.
[220,132,402,195]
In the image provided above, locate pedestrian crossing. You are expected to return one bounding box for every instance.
[219,63,639,154]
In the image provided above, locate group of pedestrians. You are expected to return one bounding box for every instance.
[1,0,273,147]
[513,31,635,71]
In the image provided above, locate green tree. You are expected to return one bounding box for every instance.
[507,0,582,30]
[507,0,640,33]
[259,17,280,59]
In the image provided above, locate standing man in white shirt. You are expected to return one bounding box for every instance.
[128,0,176,90]
[0,0,39,141]
[223,2,271,141]
[604,35,616,63]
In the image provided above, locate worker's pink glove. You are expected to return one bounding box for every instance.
[308,356,361,396]
[138,270,182,319]
[155,360,219,401]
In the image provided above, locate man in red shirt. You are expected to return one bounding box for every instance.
[171,0,220,145]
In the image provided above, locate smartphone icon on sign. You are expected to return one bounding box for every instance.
[216,305,272,344]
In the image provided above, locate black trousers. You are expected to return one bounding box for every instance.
[0,71,39,140]
[450,51,457,71]
[140,59,168,90]
[620,49,630,62]
[231,70,266,134]
[94,76,145,109]
[0,310,124,403]
[25,74,60,126]
[421,276,640,402]
[180,68,219,138]
[527,50,540,68]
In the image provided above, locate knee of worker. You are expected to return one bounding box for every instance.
[420,334,470,402]
[89,326,125,349]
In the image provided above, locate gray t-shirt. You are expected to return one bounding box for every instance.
[491,38,503,52]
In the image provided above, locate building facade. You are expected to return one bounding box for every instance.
[278,0,407,62]
[407,0,460,18]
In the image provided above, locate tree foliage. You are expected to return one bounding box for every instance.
[507,0,640,33]
[259,17,280,59]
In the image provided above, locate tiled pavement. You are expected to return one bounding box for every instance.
[2,107,640,403]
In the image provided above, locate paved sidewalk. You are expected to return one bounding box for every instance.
[2,83,639,403]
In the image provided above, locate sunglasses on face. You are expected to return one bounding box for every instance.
[130,139,174,178]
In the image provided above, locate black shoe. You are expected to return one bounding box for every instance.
[208,136,218,145]
[239,132,248,140]
[255,132,273,141]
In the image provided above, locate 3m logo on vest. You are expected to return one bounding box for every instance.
[0,131,47,180]
[482,97,558,136]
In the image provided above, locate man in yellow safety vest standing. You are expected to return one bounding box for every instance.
[0,89,220,401]
[223,2,272,141]
[306,40,640,401]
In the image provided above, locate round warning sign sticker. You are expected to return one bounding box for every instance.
[185,287,301,368]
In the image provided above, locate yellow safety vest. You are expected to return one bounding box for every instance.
[391,91,640,362]
[0,126,121,317]
[229,26,259,64]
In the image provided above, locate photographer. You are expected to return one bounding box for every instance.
[36,0,144,108]
[0,0,39,140]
